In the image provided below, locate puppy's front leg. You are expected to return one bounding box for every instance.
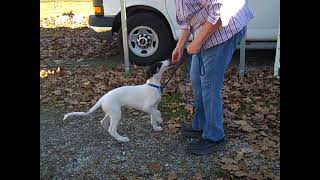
[150,104,163,124]
[155,103,163,124]
[150,113,163,131]
[144,106,163,131]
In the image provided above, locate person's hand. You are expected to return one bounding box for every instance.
[171,46,184,64]
[187,41,201,55]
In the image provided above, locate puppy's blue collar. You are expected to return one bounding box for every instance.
[147,83,161,93]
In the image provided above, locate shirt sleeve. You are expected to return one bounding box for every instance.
[176,14,191,30]
[206,0,222,25]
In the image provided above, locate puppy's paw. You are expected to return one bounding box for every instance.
[118,137,130,142]
[157,118,163,124]
[63,114,68,121]
[154,126,163,131]
[100,120,108,129]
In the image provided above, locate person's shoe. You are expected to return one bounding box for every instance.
[181,124,203,139]
[190,137,225,155]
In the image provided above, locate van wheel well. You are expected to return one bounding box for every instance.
[112,5,173,41]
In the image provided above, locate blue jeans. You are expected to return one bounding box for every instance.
[190,27,246,141]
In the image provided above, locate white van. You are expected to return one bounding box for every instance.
[89,0,280,65]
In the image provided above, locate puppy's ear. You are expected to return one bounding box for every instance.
[145,68,153,80]
[145,64,156,80]
[145,62,162,80]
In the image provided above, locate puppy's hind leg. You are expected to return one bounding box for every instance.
[108,109,129,142]
[100,113,109,129]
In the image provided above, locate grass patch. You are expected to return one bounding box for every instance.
[159,92,189,122]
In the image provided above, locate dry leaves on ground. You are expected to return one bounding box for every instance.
[40,65,279,179]
[40,15,119,65]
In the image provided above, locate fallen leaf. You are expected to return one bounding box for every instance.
[41,97,51,103]
[254,113,264,120]
[247,172,262,179]
[242,97,252,103]
[167,122,181,133]
[52,90,62,95]
[261,146,269,151]
[259,124,269,130]
[147,164,161,172]
[168,172,177,180]
[262,169,278,179]
[273,80,280,85]
[178,84,185,93]
[64,98,78,105]
[266,75,274,79]
[53,60,62,64]
[234,120,248,126]
[132,112,139,115]
[233,82,241,87]
[220,157,238,165]
[185,104,194,114]
[191,173,203,180]
[263,137,277,148]
[224,99,231,103]
[77,58,85,62]
[92,87,102,94]
[254,96,262,100]
[266,114,276,120]
[256,80,263,84]
[229,103,241,110]
[260,131,267,136]
[64,88,73,93]
[234,170,247,177]
[221,164,240,171]
[83,81,90,86]
[241,147,253,154]
[240,125,256,133]
[126,176,137,180]
[79,102,89,105]
[168,124,177,129]
[246,134,257,140]
[235,153,243,161]
[151,176,163,180]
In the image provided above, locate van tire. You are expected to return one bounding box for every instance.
[118,13,174,66]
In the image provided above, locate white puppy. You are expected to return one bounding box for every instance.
[63,60,170,142]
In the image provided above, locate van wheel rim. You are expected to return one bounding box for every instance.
[128,26,159,57]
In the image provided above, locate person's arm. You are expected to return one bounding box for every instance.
[172,29,191,64]
[187,19,221,54]
[177,29,191,50]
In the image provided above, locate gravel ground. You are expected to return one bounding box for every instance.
[40,106,228,179]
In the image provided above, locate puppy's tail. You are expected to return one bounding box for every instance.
[63,99,103,121]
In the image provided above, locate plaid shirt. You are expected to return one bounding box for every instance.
[175,0,254,50]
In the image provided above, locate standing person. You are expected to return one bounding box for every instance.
[171,0,254,155]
